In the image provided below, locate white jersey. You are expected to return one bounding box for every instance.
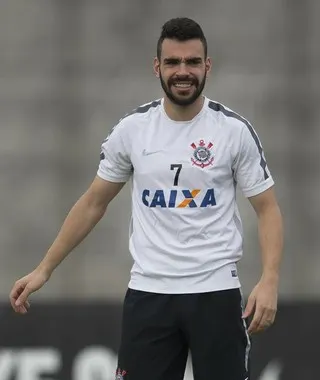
[97,96,274,294]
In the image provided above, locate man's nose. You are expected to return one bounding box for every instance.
[176,63,189,76]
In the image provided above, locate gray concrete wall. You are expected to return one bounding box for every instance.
[1,0,319,301]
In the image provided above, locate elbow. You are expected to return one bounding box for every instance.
[82,191,109,218]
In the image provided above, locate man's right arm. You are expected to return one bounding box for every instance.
[9,176,125,313]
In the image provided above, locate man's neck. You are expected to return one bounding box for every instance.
[163,96,205,122]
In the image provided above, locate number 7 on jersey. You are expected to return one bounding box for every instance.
[170,164,182,186]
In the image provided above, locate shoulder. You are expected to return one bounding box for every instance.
[206,98,252,132]
[119,99,162,125]
[104,99,162,141]
[206,99,264,155]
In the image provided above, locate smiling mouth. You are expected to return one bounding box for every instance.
[173,82,194,89]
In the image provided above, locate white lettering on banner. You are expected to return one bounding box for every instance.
[17,349,61,380]
[0,349,60,380]
[73,346,117,380]
[0,350,15,379]
[258,360,283,380]
[0,347,283,379]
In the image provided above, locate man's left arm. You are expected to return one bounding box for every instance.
[243,186,283,334]
[232,122,283,335]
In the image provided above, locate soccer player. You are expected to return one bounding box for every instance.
[10,17,283,380]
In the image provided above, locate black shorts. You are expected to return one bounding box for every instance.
[116,288,251,380]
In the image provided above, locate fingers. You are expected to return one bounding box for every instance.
[16,304,29,314]
[248,306,276,335]
[247,306,263,334]
[10,282,32,314]
[242,295,255,319]
[14,301,30,314]
[10,283,23,312]
[15,286,32,307]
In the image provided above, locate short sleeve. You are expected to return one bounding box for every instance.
[97,122,133,183]
[233,123,274,198]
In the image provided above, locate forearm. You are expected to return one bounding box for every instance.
[258,203,283,282]
[37,192,107,276]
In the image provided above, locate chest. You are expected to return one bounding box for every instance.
[131,119,235,189]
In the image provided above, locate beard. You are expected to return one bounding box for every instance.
[159,71,207,106]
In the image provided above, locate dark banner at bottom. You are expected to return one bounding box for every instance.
[0,302,319,379]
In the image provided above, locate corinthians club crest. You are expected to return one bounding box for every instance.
[191,139,214,168]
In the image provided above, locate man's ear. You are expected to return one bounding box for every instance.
[153,57,160,78]
[205,57,212,77]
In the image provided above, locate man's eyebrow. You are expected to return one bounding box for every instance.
[163,57,180,62]
[186,57,203,62]
[163,56,203,63]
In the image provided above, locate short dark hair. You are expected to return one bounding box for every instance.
[157,18,207,59]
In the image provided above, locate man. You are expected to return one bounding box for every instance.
[10,17,283,380]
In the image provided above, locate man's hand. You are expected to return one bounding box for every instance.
[9,268,50,314]
[243,276,278,335]
[9,177,125,315]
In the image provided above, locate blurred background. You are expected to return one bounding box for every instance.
[1,0,319,379]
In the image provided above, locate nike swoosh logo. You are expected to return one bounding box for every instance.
[142,149,162,156]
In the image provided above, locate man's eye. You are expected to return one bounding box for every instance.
[187,59,202,65]
[165,60,179,65]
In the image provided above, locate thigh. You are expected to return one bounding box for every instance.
[186,288,251,380]
[116,289,188,380]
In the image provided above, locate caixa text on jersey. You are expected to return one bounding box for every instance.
[142,189,216,208]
